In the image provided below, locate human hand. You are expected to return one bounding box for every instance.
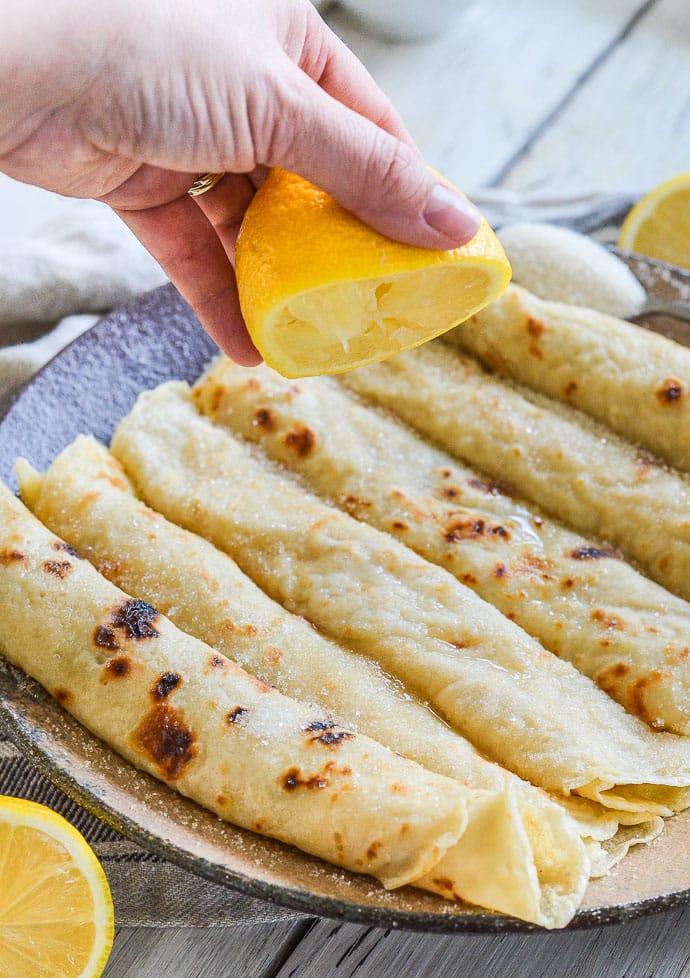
[0,0,480,363]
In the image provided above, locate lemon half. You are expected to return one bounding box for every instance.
[618,173,690,271]
[0,796,114,978]
[236,169,511,377]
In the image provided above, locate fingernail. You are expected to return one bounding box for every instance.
[423,184,480,242]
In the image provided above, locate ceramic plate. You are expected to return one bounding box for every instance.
[1,254,689,933]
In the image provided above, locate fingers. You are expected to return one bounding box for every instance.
[267,63,480,251]
[114,193,261,366]
[191,171,255,263]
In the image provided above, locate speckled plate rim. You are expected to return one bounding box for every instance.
[1,251,689,935]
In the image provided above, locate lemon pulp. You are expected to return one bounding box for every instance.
[0,797,114,978]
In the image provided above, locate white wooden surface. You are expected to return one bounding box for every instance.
[4,0,690,974]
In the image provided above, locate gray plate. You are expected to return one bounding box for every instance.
[1,254,689,933]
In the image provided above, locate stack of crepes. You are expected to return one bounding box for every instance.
[2,282,690,931]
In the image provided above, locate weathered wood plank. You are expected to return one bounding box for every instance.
[103,921,306,978]
[497,0,690,192]
[324,0,650,192]
[273,908,690,978]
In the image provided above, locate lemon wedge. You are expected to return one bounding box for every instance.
[618,173,690,271]
[235,168,511,377]
[0,796,114,978]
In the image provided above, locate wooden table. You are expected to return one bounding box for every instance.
[4,0,690,974]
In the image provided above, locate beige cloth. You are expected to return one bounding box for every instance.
[0,198,165,412]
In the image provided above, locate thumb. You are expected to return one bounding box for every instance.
[262,66,480,251]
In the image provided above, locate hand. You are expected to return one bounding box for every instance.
[0,0,480,363]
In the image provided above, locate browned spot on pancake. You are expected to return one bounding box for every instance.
[569,545,617,561]
[596,662,630,697]
[561,577,576,589]
[446,639,470,650]
[392,520,408,531]
[246,377,261,391]
[506,611,516,620]
[254,820,265,832]
[253,407,275,431]
[333,831,344,859]
[668,646,690,663]
[208,654,227,670]
[466,476,511,496]
[461,572,477,585]
[0,548,26,564]
[630,671,666,727]
[53,540,82,559]
[132,705,197,780]
[53,687,72,706]
[254,677,275,693]
[103,655,132,679]
[443,515,510,543]
[222,619,260,637]
[591,609,625,630]
[94,625,119,650]
[226,706,249,724]
[564,380,578,397]
[656,377,683,405]
[151,672,182,701]
[493,562,508,579]
[439,485,462,500]
[532,516,544,529]
[312,729,355,747]
[514,552,553,577]
[209,384,226,413]
[265,646,283,665]
[303,718,354,747]
[42,559,73,578]
[283,424,316,457]
[366,841,382,861]
[526,317,546,358]
[110,599,160,640]
[338,492,372,515]
[391,783,409,794]
[281,764,333,791]
[432,876,454,892]
[216,793,229,807]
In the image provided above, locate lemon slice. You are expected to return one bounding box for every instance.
[236,168,511,377]
[618,173,690,271]
[0,796,114,978]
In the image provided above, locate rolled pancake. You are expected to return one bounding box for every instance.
[18,436,663,912]
[341,344,690,602]
[449,284,690,472]
[0,479,510,905]
[192,358,690,735]
[110,383,690,815]
[21,435,659,924]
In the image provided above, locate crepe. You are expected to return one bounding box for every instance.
[18,436,607,927]
[109,382,690,817]
[341,344,690,602]
[0,478,522,905]
[190,358,690,736]
[448,284,690,473]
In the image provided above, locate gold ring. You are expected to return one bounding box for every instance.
[187,172,225,197]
